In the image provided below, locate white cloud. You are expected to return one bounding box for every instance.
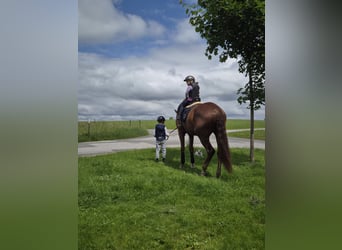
[171,18,202,44]
[78,42,259,121]
[78,4,265,121]
[78,0,165,43]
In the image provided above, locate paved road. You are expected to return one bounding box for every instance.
[78,128,265,157]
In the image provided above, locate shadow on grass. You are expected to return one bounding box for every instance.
[158,147,254,179]
[129,146,263,182]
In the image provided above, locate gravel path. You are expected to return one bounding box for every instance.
[78,128,265,157]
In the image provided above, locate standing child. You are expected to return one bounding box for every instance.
[154,116,169,162]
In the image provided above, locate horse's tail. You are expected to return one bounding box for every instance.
[215,119,233,173]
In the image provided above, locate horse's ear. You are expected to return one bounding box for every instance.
[174,109,178,114]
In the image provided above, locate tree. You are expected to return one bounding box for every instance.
[180,0,265,162]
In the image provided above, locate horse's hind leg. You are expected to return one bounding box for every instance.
[189,135,195,168]
[216,161,222,178]
[199,136,215,176]
[216,152,222,178]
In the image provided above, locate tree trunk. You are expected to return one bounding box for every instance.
[249,70,255,162]
[250,101,255,162]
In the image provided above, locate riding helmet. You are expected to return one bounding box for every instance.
[157,116,165,122]
[184,75,195,82]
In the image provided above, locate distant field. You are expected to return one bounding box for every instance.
[78,119,265,142]
[78,121,148,142]
[229,129,265,140]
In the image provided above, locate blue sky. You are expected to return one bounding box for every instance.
[78,0,265,121]
[79,0,194,58]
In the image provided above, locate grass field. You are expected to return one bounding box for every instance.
[78,119,265,142]
[78,121,148,142]
[229,129,265,140]
[79,148,265,249]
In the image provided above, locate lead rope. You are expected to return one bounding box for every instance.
[166,127,178,140]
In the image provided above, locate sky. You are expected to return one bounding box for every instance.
[78,0,265,121]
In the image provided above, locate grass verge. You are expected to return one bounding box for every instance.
[79,148,265,249]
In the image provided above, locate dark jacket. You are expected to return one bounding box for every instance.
[190,82,200,102]
[155,124,166,141]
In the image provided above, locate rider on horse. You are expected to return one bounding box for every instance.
[176,75,201,125]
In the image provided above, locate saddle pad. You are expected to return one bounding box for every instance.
[185,101,202,109]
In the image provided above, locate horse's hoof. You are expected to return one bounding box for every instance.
[179,164,184,169]
[201,171,207,176]
[216,173,221,178]
[190,163,195,169]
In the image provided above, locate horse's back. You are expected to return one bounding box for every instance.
[193,102,226,120]
[186,102,226,134]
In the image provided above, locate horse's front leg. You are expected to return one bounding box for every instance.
[178,131,186,168]
[189,135,195,168]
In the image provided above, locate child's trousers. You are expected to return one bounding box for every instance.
[155,140,166,159]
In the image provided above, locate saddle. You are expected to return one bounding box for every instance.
[181,102,202,122]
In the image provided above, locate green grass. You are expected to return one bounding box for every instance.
[229,129,265,140]
[226,119,265,130]
[78,121,148,142]
[78,119,265,142]
[79,148,265,249]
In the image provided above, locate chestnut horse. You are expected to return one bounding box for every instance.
[176,102,232,177]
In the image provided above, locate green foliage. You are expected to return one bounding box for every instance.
[180,0,265,110]
[79,148,265,249]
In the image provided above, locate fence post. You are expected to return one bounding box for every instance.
[87,119,90,138]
